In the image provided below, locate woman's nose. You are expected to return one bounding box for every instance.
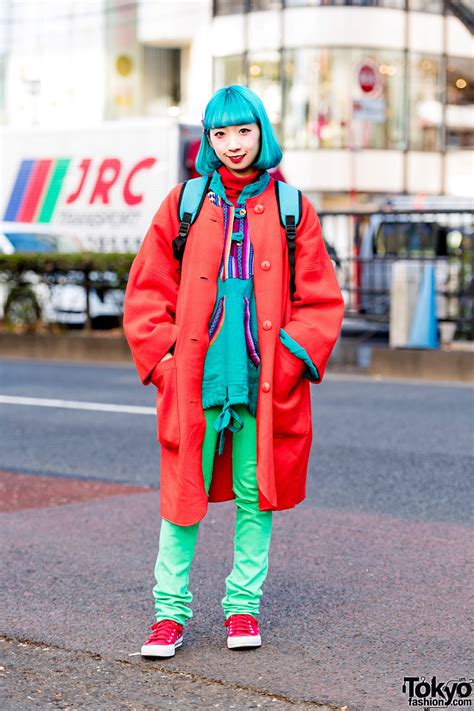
[227,136,241,150]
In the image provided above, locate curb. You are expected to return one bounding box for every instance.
[1,332,473,382]
[0,332,132,364]
[370,347,474,382]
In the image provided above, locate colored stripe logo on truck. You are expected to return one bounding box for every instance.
[3,158,70,222]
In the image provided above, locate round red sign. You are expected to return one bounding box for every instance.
[358,63,377,94]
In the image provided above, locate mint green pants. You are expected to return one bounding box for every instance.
[153,404,273,626]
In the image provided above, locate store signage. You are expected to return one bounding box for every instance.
[352,98,386,123]
[359,63,377,93]
[356,59,382,97]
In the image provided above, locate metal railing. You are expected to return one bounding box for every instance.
[1,208,472,340]
[319,207,474,339]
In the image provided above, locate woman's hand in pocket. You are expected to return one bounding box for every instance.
[273,339,305,401]
[150,352,174,387]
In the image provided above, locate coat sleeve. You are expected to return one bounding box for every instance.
[123,183,183,386]
[280,194,345,384]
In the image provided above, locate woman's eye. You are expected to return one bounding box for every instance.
[213,128,249,137]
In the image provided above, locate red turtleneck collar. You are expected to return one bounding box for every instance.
[217,164,263,206]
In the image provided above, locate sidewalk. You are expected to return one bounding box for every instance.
[2,471,470,710]
[2,637,336,710]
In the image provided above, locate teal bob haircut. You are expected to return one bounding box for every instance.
[195,85,283,176]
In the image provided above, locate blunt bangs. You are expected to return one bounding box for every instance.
[195,84,283,176]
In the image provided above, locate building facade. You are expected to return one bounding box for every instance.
[211,0,473,206]
[1,0,472,208]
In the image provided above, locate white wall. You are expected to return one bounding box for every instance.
[138,0,211,47]
[406,152,442,194]
[445,150,474,198]
[282,149,404,193]
[211,13,245,57]
[446,14,474,58]
[283,7,405,51]
[407,11,443,55]
[180,23,213,124]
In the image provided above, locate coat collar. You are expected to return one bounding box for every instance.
[209,167,271,207]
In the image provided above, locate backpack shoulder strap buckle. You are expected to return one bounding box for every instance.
[285,215,296,241]
[178,213,192,239]
[172,177,211,269]
[274,181,302,301]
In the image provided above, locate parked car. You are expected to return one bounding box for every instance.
[0,223,124,328]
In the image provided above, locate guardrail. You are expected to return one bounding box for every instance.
[318,208,474,340]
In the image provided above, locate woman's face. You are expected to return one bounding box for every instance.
[208,123,261,177]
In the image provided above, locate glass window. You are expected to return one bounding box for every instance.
[408,54,443,151]
[446,56,474,149]
[142,47,181,117]
[282,47,406,150]
[409,0,443,11]
[284,1,405,8]
[248,51,282,138]
[213,55,246,89]
[214,0,246,15]
[283,48,348,149]
[250,0,282,8]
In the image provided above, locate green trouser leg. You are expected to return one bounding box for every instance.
[221,405,273,620]
[153,405,272,626]
[152,406,216,625]
[152,519,200,626]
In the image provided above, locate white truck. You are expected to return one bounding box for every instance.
[1,118,202,253]
[0,119,201,326]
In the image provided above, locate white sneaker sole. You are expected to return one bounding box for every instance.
[141,636,183,658]
[227,634,261,650]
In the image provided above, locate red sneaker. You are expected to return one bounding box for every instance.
[224,614,261,649]
[140,619,184,658]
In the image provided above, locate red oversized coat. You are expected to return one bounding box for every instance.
[123,175,344,525]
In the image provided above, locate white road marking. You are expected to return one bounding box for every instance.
[0,395,155,415]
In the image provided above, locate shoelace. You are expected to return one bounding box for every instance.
[148,619,182,644]
[224,614,259,635]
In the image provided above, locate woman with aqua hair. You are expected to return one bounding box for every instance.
[123,85,344,657]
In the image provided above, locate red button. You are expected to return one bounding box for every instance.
[262,320,272,330]
[261,260,271,270]
[261,381,271,392]
[254,204,265,214]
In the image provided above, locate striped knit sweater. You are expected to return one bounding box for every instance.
[206,164,262,366]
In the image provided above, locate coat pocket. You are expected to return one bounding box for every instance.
[152,357,180,449]
[273,338,305,401]
[272,339,311,437]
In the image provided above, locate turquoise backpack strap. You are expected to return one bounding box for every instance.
[274,181,302,301]
[172,176,212,269]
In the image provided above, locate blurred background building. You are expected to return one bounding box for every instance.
[0,0,472,212]
[0,0,472,341]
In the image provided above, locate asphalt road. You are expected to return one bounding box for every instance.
[1,358,472,523]
[1,358,473,710]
